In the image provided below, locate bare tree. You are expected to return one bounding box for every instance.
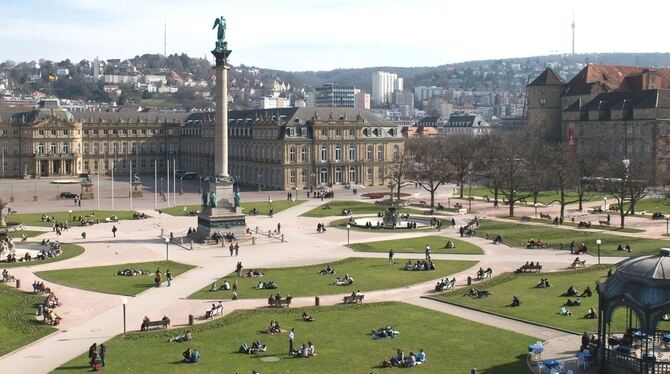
[493,135,533,216]
[474,135,504,207]
[444,135,478,198]
[384,148,412,201]
[598,157,649,228]
[406,138,451,207]
[543,143,583,220]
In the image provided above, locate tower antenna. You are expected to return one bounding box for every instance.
[571,13,575,55]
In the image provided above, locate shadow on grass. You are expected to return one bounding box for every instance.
[53,365,90,371]
[481,353,529,373]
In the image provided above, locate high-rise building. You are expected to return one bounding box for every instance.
[392,90,414,119]
[414,86,442,107]
[372,71,403,105]
[354,90,371,109]
[315,83,355,108]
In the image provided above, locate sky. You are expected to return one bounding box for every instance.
[0,0,667,71]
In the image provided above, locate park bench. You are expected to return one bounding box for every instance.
[343,294,365,304]
[268,298,292,308]
[598,220,610,226]
[516,264,542,273]
[205,305,224,319]
[143,319,170,330]
[520,216,532,222]
[476,270,493,280]
[570,260,587,269]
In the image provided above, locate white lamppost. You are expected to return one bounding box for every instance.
[596,239,602,265]
[68,209,72,222]
[346,223,351,245]
[534,203,539,218]
[165,237,170,261]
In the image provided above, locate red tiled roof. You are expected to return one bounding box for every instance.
[563,64,670,96]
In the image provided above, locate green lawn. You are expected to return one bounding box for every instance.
[349,236,483,255]
[329,217,439,233]
[463,187,608,205]
[161,200,306,217]
[433,265,643,333]
[0,243,84,269]
[189,257,475,300]
[0,284,56,356]
[7,210,140,227]
[477,219,670,257]
[7,230,45,239]
[625,198,670,214]
[302,200,418,218]
[35,261,196,296]
[55,302,531,373]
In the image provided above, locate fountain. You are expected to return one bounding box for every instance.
[0,199,25,260]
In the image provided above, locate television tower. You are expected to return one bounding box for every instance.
[571,14,575,55]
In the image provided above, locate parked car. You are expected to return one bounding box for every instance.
[59,192,77,199]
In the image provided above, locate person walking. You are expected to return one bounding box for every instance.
[234,242,239,256]
[277,222,281,234]
[229,243,234,256]
[424,244,432,260]
[232,280,238,293]
[388,250,395,265]
[99,344,107,367]
[154,268,162,287]
[236,262,243,277]
[111,225,118,238]
[288,328,295,354]
[166,270,173,287]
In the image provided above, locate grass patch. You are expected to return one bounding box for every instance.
[302,201,418,218]
[505,216,644,233]
[0,243,84,269]
[7,210,140,227]
[477,219,670,257]
[434,265,635,333]
[349,236,483,255]
[623,198,670,215]
[7,230,44,239]
[0,284,56,356]
[161,200,306,217]
[463,187,608,205]
[36,261,196,296]
[55,302,531,373]
[189,257,475,300]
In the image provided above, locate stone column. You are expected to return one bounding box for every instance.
[214,64,229,177]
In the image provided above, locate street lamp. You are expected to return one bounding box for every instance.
[604,197,608,212]
[121,298,128,335]
[165,237,170,261]
[666,218,669,236]
[68,209,72,222]
[534,203,539,218]
[596,239,602,265]
[346,223,351,245]
[268,196,273,210]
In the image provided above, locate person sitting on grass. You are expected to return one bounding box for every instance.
[170,330,193,343]
[319,265,335,275]
[390,349,405,367]
[581,286,593,297]
[307,341,316,357]
[585,307,597,319]
[565,298,581,307]
[302,312,314,322]
[444,240,455,249]
[380,357,392,368]
[416,348,426,364]
[566,285,578,297]
[559,307,572,317]
[248,341,267,354]
[221,280,230,290]
[511,296,521,307]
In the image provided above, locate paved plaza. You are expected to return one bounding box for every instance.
[1,178,668,373]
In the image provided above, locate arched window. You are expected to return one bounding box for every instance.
[320,146,328,162]
[37,143,44,154]
[348,145,356,161]
[320,167,328,184]
[349,166,357,184]
[335,167,343,184]
[335,145,342,161]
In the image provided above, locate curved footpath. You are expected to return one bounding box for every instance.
[0,197,622,373]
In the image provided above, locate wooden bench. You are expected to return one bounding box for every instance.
[570,260,587,269]
[520,216,532,222]
[143,319,169,330]
[205,305,224,319]
[476,271,493,280]
[598,220,610,226]
[343,294,365,304]
[268,298,291,308]
[517,265,542,273]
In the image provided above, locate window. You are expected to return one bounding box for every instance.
[335,129,341,137]
[377,145,384,161]
[39,130,44,136]
[367,145,373,160]
[393,145,400,160]
[93,129,98,135]
[94,142,100,154]
[349,167,357,184]
[335,145,342,161]
[51,129,56,136]
[131,142,137,154]
[349,128,355,137]
[83,142,89,154]
[62,143,69,154]
[301,147,308,162]
[366,167,373,184]
[348,145,356,161]
[122,142,128,154]
[320,128,327,137]
[539,98,546,105]
[301,169,307,183]
[320,167,328,184]
[289,146,296,162]
[378,166,384,181]
[50,143,57,154]
[83,160,89,172]
[113,129,118,135]
[290,169,296,184]
[37,143,44,154]
[335,167,342,184]
[320,146,328,162]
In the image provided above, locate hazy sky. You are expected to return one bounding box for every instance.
[0,0,667,71]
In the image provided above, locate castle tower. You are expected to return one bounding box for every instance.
[525,68,565,142]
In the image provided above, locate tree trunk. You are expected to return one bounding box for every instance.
[396,183,401,201]
[559,187,566,220]
[459,179,464,198]
[493,187,499,207]
[509,201,515,217]
[430,190,435,207]
[619,208,626,228]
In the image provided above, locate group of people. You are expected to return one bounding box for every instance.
[565,285,592,298]
[88,343,107,369]
[267,320,283,334]
[476,267,493,279]
[32,281,52,294]
[380,348,427,368]
[617,243,633,252]
[577,220,592,229]
[535,278,552,288]
[1,269,14,283]
[254,280,278,289]
[43,292,62,309]
[466,288,491,299]
[341,209,352,216]
[243,269,264,278]
[316,222,327,233]
[210,232,236,244]
[434,277,456,292]
[310,190,333,199]
[526,239,546,249]
[170,330,193,343]
[239,341,267,354]
[404,259,436,271]
[458,225,476,237]
[117,268,150,276]
[228,242,240,256]
[292,341,316,358]
[371,325,399,339]
[569,241,588,254]
[516,262,542,272]
[140,315,171,331]
[182,348,201,363]
[318,265,335,275]
[334,274,354,286]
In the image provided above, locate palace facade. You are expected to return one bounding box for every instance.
[0,101,404,190]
